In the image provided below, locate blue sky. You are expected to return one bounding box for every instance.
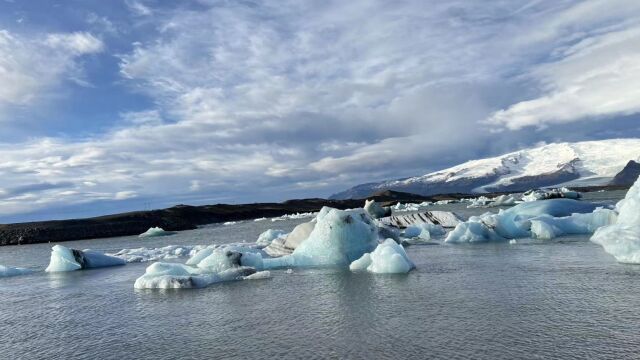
[1,0,640,222]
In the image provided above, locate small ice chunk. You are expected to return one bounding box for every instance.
[509,239,517,245]
[45,245,125,272]
[223,221,237,226]
[244,270,271,280]
[138,227,175,238]
[364,200,391,219]
[0,265,33,277]
[350,239,415,274]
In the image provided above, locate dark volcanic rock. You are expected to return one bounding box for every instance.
[610,160,640,186]
[0,198,364,246]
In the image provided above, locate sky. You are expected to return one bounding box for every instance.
[1,0,640,222]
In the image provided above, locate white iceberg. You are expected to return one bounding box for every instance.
[530,208,617,240]
[364,199,391,219]
[110,245,206,263]
[591,176,640,263]
[402,223,446,242]
[350,239,415,274]
[45,245,126,272]
[446,199,599,243]
[467,194,518,208]
[133,262,259,289]
[138,227,175,238]
[256,229,288,246]
[270,212,317,222]
[262,207,378,268]
[0,265,33,278]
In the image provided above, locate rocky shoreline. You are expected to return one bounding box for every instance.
[0,186,626,246]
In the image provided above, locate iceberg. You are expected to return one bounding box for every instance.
[402,223,445,241]
[530,208,617,240]
[521,188,581,202]
[263,221,315,257]
[349,239,415,274]
[134,245,271,289]
[467,194,518,208]
[591,176,640,263]
[364,200,391,219]
[256,229,287,246]
[45,245,126,272]
[446,199,599,243]
[138,227,175,238]
[133,262,259,289]
[270,212,317,222]
[262,207,378,268]
[0,265,33,278]
[110,245,206,263]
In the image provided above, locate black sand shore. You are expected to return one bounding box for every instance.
[0,186,627,246]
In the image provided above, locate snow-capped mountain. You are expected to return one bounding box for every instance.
[330,139,640,199]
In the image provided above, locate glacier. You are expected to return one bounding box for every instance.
[591,176,640,263]
[349,239,415,274]
[45,245,126,272]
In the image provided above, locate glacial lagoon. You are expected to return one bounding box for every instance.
[1,190,639,359]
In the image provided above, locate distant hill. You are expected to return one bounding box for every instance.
[610,160,640,186]
[331,139,640,199]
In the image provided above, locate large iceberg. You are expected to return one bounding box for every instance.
[262,207,378,268]
[0,265,33,278]
[591,176,640,263]
[45,245,126,272]
[350,239,415,274]
[446,199,600,243]
[138,226,176,238]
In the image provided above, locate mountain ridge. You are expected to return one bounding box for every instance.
[331,139,640,199]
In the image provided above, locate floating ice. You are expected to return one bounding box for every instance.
[45,245,125,272]
[364,200,391,219]
[591,176,640,263]
[254,217,267,222]
[138,227,175,238]
[263,207,378,268]
[402,223,446,241]
[530,208,617,240]
[270,212,317,222]
[467,194,518,208]
[522,188,581,202]
[0,265,33,278]
[133,262,258,289]
[256,229,287,246]
[350,239,415,274]
[263,221,315,257]
[111,245,207,263]
[446,199,599,243]
[223,221,237,226]
[244,271,271,280]
[392,201,431,212]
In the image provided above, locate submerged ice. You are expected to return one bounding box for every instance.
[0,265,33,278]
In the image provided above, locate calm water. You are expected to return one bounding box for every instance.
[1,191,639,359]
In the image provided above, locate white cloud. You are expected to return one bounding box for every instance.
[1,0,640,219]
[486,1,640,130]
[0,29,104,110]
